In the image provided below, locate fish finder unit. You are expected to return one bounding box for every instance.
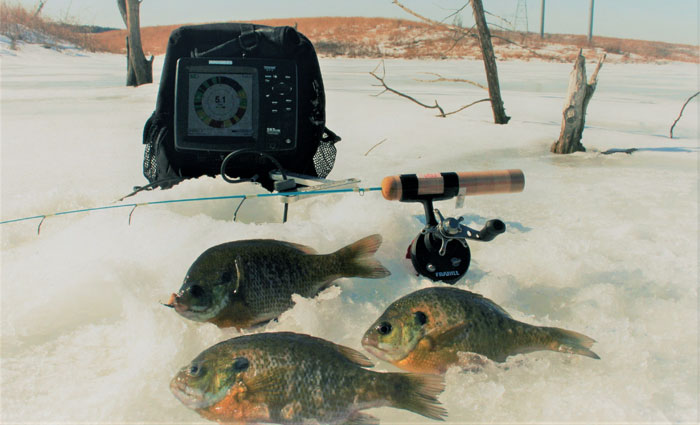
[142,23,339,191]
[174,57,298,153]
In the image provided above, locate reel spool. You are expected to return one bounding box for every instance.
[382,170,524,284]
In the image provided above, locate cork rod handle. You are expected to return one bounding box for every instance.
[381,170,525,201]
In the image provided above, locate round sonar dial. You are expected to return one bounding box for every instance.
[193,76,248,128]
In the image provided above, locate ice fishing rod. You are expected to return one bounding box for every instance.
[1,168,524,276]
[380,170,525,284]
[0,186,382,233]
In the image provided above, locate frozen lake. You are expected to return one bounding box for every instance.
[1,42,698,423]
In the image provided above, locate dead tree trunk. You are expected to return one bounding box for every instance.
[471,0,510,124]
[117,0,153,87]
[551,51,605,154]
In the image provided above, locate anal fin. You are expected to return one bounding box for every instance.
[344,412,379,425]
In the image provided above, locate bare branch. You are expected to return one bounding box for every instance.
[370,61,446,116]
[670,91,699,138]
[370,61,488,118]
[34,1,47,17]
[413,72,488,90]
[588,54,606,86]
[393,0,561,64]
[443,98,491,116]
[364,138,388,156]
[443,30,475,54]
[488,33,563,62]
[485,21,514,32]
[393,0,459,31]
[484,10,513,28]
[442,2,471,25]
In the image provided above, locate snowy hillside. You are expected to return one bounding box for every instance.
[1,41,698,423]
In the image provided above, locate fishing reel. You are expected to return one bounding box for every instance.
[382,170,524,284]
[409,207,505,284]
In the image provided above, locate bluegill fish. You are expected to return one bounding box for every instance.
[166,235,390,329]
[170,332,447,424]
[362,287,599,374]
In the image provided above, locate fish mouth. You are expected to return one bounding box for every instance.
[170,373,216,410]
[169,294,190,314]
[362,343,391,362]
[170,374,206,409]
[361,334,392,362]
[361,334,411,363]
[170,370,234,411]
[162,293,177,309]
[163,293,196,315]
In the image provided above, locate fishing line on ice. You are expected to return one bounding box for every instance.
[1,186,382,232]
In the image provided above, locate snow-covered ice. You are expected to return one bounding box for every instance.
[1,42,698,423]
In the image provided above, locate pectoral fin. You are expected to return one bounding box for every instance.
[313,337,374,367]
[333,345,374,368]
[431,323,472,347]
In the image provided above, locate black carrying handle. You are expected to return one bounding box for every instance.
[194,24,302,58]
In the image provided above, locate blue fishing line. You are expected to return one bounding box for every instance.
[0,187,382,225]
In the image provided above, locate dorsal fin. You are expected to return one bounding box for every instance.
[272,332,374,367]
[468,291,512,318]
[278,241,318,255]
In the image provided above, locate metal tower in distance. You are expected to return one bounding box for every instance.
[514,0,529,33]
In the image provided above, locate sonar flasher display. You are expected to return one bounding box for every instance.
[187,73,254,136]
[174,57,298,153]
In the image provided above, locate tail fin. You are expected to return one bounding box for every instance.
[390,373,447,421]
[545,327,600,360]
[336,234,391,279]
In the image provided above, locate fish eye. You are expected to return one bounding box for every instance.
[188,363,203,377]
[189,285,204,298]
[232,357,249,372]
[377,322,392,335]
[414,311,428,326]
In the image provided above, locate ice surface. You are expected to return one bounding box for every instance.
[1,42,698,423]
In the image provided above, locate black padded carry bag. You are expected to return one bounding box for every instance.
[142,23,340,189]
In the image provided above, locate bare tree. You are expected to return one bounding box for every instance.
[470,0,509,124]
[117,0,153,86]
[551,51,605,154]
[392,0,509,124]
